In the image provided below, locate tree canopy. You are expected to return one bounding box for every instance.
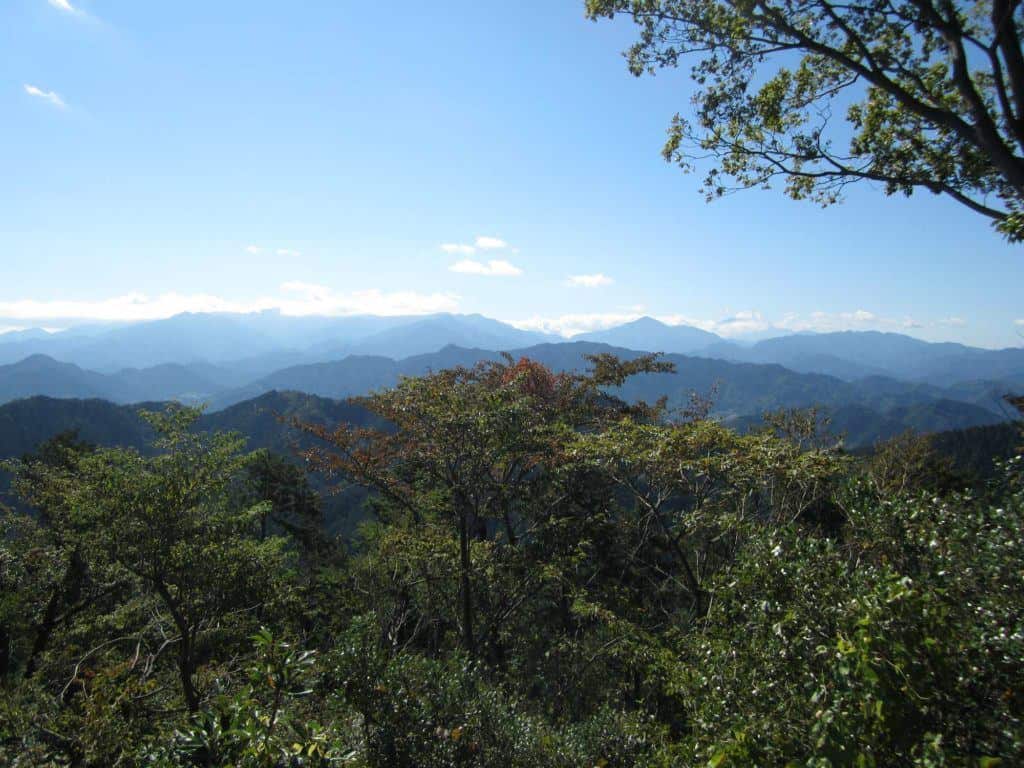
[586,0,1024,240]
[1,360,1022,765]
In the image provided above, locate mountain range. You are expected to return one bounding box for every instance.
[4,312,1023,383]
[0,312,553,373]
[0,346,1015,448]
[1,312,1021,448]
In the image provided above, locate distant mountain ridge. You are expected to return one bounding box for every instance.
[694,329,1024,385]
[0,312,1021,449]
[577,317,722,354]
[0,355,223,405]
[0,391,384,537]
[0,311,556,372]
[2,312,1021,389]
[1,342,1012,447]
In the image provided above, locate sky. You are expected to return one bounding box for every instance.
[2,0,1022,348]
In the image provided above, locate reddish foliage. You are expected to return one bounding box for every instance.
[500,358,560,399]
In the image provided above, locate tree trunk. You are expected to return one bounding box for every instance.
[0,624,10,678]
[651,503,706,616]
[175,631,199,713]
[25,547,85,678]
[155,581,199,712]
[503,510,518,547]
[458,511,475,656]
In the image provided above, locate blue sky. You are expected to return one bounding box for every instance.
[2,0,1022,347]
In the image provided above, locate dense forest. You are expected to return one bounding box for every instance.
[1,353,1021,766]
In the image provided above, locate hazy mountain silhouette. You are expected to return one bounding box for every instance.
[702,330,1024,384]
[578,317,722,354]
[0,355,221,405]
[0,312,554,370]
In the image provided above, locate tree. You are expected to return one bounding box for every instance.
[299,358,578,659]
[246,450,324,547]
[149,629,347,768]
[49,407,291,712]
[3,431,104,680]
[586,0,1024,240]
[670,460,1024,765]
[571,413,845,616]
[297,354,672,661]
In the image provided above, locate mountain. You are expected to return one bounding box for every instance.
[199,390,383,453]
[63,313,289,370]
[916,347,1024,387]
[101,364,224,403]
[0,355,224,406]
[207,342,1012,443]
[0,391,383,536]
[729,399,1010,447]
[208,345,501,409]
[232,341,852,414]
[744,331,973,373]
[0,355,113,403]
[0,314,283,370]
[929,419,1022,480]
[341,314,550,359]
[0,391,380,468]
[3,313,1020,389]
[706,331,1024,385]
[0,328,58,342]
[703,346,890,381]
[0,395,160,460]
[578,317,722,354]
[0,311,554,370]
[943,379,1024,415]
[1,330,1019,449]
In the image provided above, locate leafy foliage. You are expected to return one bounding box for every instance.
[587,0,1024,240]
[1,358,1021,765]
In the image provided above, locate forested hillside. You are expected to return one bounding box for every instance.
[1,338,1014,448]
[0,391,382,539]
[2,354,1021,765]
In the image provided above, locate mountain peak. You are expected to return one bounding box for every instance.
[624,316,669,328]
[12,353,67,369]
[576,316,720,354]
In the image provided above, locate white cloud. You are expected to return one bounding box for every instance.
[440,236,511,257]
[48,0,79,13]
[24,84,66,109]
[475,236,507,250]
[0,285,460,322]
[276,248,301,257]
[938,317,966,327]
[713,310,773,336]
[440,243,476,255]
[776,309,893,334]
[245,245,263,255]
[567,273,613,288]
[1015,319,1024,327]
[276,283,458,315]
[514,312,641,337]
[449,259,522,277]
